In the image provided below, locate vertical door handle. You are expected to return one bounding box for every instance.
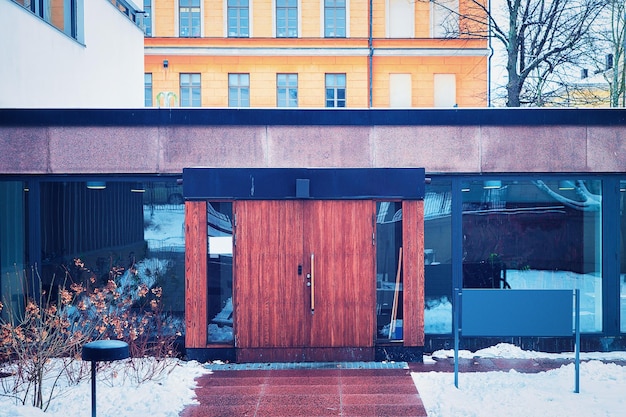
[310,253,315,314]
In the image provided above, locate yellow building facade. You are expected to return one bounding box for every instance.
[144,0,488,108]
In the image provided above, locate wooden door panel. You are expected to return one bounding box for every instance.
[234,200,306,348]
[305,201,375,348]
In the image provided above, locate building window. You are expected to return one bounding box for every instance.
[229,73,250,107]
[388,0,413,38]
[325,74,346,107]
[180,0,201,37]
[145,73,153,107]
[227,0,249,37]
[432,0,459,38]
[277,74,298,107]
[180,73,201,107]
[14,0,84,42]
[276,0,298,38]
[324,0,345,38]
[143,0,152,36]
[461,179,602,332]
[389,74,412,107]
[434,74,456,107]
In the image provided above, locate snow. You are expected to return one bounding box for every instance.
[414,344,626,417]
[0,358,209,417]
[2,344,626,416]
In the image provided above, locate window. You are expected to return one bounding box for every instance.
[276,0,298,38]
[389,74,412,107]
[388,0,413,38]
[432,0,459,38]
[462,179,602,332]
[143,0,152,36]
[434,74,456,107]
[144,73,153,107]
[180,73,201,107]
[179,0,201,37]
[13,0,84,42]
[207,202,234,343]
[376,202,403,340]
[227,0,249,37]
[228,73,250,107]
[325,74,346,108]
[423,180,453,334]
[324,0,345,38]
[277,74,298,107]
[618,178,626,333]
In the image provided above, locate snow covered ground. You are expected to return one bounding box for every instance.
[414,343,626,417]
[2,344,626,416]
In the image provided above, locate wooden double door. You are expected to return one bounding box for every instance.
[234,200,376,362]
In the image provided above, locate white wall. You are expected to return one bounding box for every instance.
[0,0,144,108]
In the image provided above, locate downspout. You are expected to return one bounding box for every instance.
[487,0,493,107]
[369,0,373,108]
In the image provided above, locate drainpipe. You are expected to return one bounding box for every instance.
[487,0,493,106]
[369,0,373,108]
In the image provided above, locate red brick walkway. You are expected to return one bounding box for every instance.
[180,368,427,417]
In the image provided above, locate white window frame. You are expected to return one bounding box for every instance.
[273,0,301,38]
[176,0,204,38]
[320,0,350,38]
[223,0,253,37]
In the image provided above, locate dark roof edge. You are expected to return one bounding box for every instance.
[0,108,624,127]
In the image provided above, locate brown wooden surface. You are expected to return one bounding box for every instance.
[234,200,375,359]
[185,201,208,348]
[402,200,425,346]
[234,200,306,349]
[304,200,376,348]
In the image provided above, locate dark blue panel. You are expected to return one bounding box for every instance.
[1,108,625,127]
[183,168,425,200]
[461,289,573,337]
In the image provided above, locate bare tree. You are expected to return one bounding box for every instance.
[602,0,626,106]
[426,0,608,106]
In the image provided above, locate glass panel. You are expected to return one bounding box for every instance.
[376,201,403,341]
[462,179,602,332]
[34,180,185,329]
[0,182,27,321]
[424,179,452,334]
[619,179,626,333]
[207,202,234,344]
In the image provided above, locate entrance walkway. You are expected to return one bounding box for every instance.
[180,362,427,417]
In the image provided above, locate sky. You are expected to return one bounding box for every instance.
[2,343,626,417]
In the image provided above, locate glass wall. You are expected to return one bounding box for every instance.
[424,179,452,334]
[32,179,186,316]
[619,179,626,333]
[0,181,27,320]
[206,202,234,344]
[376,201,404,340]
[462,179,602,332]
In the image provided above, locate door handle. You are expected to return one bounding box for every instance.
[310,253,315,314]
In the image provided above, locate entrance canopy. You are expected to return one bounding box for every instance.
[183,168,426,200]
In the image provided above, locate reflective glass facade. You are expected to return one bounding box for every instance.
[2,174,626,345]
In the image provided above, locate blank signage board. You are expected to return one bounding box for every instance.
[461,289,573,337]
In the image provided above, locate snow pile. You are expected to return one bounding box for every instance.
[416,344,626,417]
[0,358,209,417]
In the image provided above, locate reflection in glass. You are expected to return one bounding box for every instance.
[619,180,626,333]
[207,202,234,344]
[0,181,27,320]
[376,202,403,340]
[424,180,452,334]
[462,179,602,332]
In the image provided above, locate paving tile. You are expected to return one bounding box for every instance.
[341,404,429,417]
[181,365,427,417]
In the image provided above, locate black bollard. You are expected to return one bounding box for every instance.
[81,340,130,417]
